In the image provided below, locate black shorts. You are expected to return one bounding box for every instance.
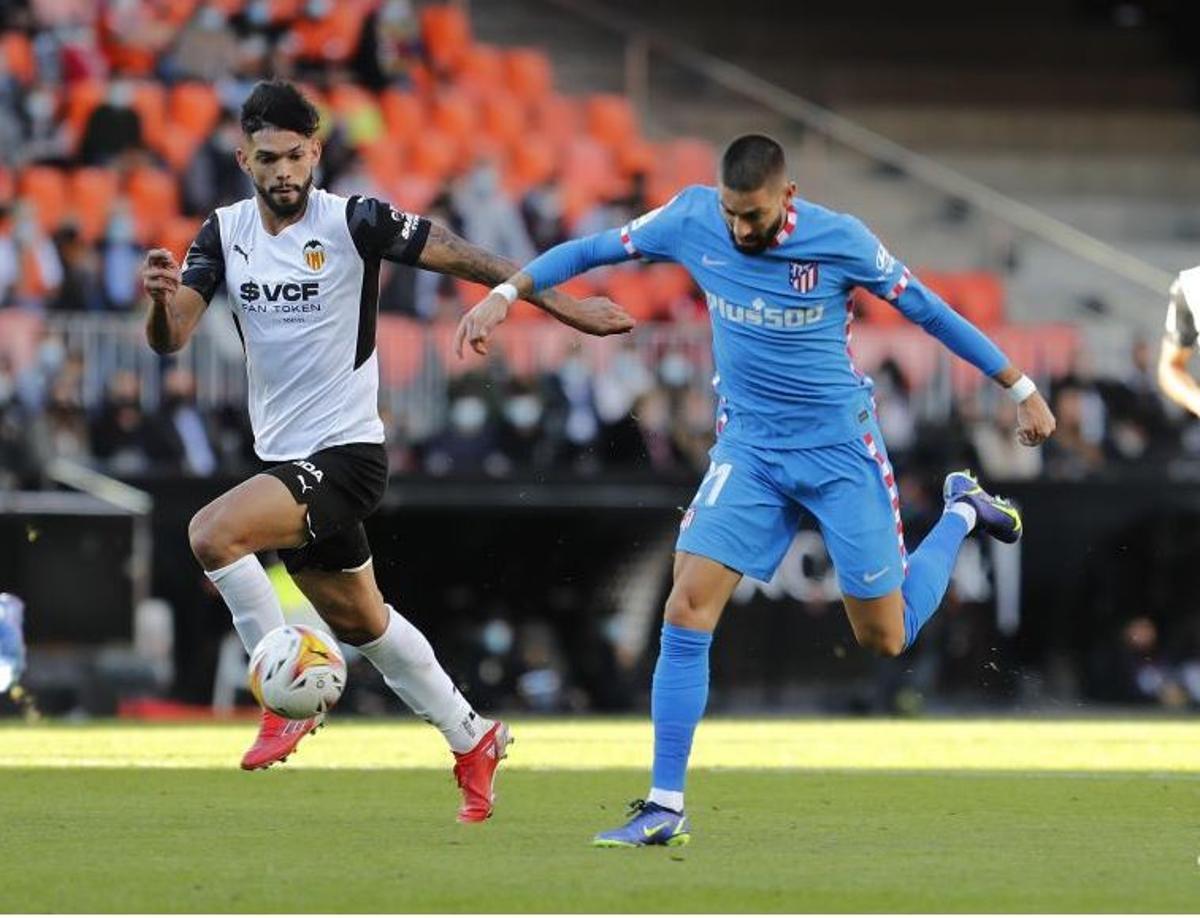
[260,442,388,574]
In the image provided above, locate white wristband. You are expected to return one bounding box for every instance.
[1006,374,1037,404]
[491,282,518,305]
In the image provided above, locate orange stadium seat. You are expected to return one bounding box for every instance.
[384,174,440,214]
[155,129,200,175]
[68,167,119,243]
[127,167,179,242]
[953,271,1005,327]
[158,215,202,263]
[431,90,478,143]
[1,32,35,84]
[645,263,696,310]
[479,91,526,149]
[585,94,638,149]
[379,89,423,141]
[603,269,657,322]
[616,138,655,177]
[503,48,553,103]
[456,43,505,96]
[503,136,556,195]
[362,138,405,186]
[268,0,303,23]
[407,129,459,181]
[290,1,368,64]
[18,166,68,233]
[560,274,598,301]
[560,137,620,199]
[421,4,471,73]
[66,80,106,146]
[130,82,167,150]
[169,83,221,141]
[0,165,12,202]
[665,137,717,187]
[530,94,582,152]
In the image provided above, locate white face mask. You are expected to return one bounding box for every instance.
[450,397,488,434]
[504,394,542,429]
[658,353,691,388]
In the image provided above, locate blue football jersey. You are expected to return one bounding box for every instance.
[621,185,910,448]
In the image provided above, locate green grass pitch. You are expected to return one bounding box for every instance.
[0,718,1197,912]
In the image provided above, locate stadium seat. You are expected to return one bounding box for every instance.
[406,129,459,181]
[616,138,656,177]
[376,315,425,388]
[560,137,620,200]
[585,94,638,149]
[290,1,368,64]
[328,83,385,147]
[130,82,167,151]
[158,215,202,263]
[267,0,304,23]
[666,138,717,187]
[503,135,556,196]
[385,174,440,214]
[17,165,68,233]
[126,167,179,242]
[530,94,582,152]
[379,89,423,141]
[1,32,36,84]
[421,4,471,73]
[456,43,506,96]
[169,83,221,141]
[479,91,526,149]
[68,167,120,243]
[65,80,106,147]
[954,271,1005,327]
[155,129,200,175]
[430,90,478,145]
[503,48,553,103]
[645,263,697,312]
[603,269,657,322]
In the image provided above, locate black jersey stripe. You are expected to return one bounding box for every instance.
[354,255,381,370]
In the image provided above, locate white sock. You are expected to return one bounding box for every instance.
[357,605,491,754]
[948,501,977,531]
[205,554,286,654]
[647,788,684,812]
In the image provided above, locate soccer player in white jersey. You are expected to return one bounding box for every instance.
[1158,265,1200,415]
[140,81,632,822]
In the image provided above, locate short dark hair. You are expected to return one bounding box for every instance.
[240,80,320,137]
[720,134,786,191]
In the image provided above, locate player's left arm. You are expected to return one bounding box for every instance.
[415,223,633,353]
[850,220,1055,445]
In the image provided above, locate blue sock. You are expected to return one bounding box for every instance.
[650,622,713,801]
[901,509,971,649]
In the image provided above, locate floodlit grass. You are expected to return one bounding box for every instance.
[0,718,1197,912]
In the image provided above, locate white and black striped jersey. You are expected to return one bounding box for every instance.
[181,188,429,461]
[1165,265,1200,349]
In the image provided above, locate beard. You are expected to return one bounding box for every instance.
[255,172,314,218]
[728,209,785,255]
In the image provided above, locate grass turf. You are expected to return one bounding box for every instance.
[0,719,1197,912]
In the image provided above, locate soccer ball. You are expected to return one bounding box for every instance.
[248,624,347,719]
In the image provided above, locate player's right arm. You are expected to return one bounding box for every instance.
[1158,276,1200,416]
[455,194,684,357]
[141,213,222,354]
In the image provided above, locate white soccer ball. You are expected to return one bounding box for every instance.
[248,624,347,720]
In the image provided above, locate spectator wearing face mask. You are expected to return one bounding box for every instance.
[350,0,422,90]
[497,377,559,472]
[182,108,253,217]
[100,203,142,310]
[145,367,219,476]
[89,368,151,474]
[452,160,537,266]
[78,79,144,167]
[422,390,504,477]
[0,202,64,311]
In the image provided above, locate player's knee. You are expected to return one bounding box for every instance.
[318,590,385,645]
[854,626,906,658]
[663,587,712,631]
[188,507,246,570]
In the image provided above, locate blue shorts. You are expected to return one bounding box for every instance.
[675,424,910,598]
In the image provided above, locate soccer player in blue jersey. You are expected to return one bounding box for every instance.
[456,134,1057,847]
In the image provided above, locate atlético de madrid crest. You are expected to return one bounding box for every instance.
[303,239,326,272]
[789,260,819,293]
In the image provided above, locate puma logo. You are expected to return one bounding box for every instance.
[233,244,251,263]
[296,474,313,495]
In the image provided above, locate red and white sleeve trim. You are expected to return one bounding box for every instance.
[884,267,911,302]
[619,225,639,256]
[862,431,910,575]
[769,205,798,248]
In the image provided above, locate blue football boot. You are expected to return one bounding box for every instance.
[943,470,1022,544]
[593,799,691,848]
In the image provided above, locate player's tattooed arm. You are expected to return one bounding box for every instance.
[413,223,634,357]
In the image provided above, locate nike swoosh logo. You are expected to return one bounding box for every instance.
[863,567,890,584]
[701,255,727,267]
[642,821,672,837]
